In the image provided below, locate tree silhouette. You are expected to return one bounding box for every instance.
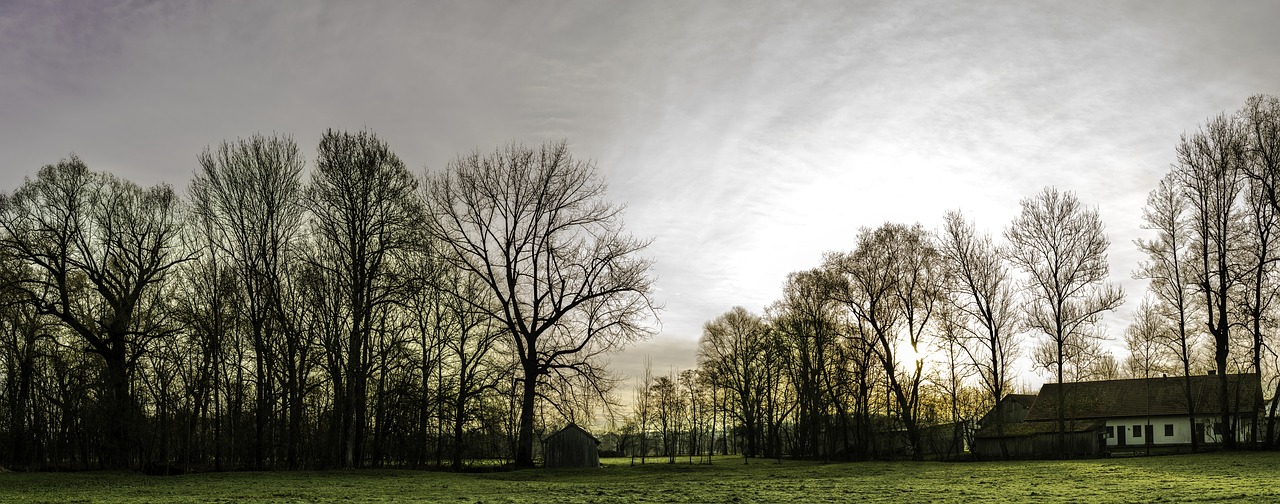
[424,140,656,468]
[0,156,186,468]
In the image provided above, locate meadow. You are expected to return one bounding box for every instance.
[2,452,1277,503]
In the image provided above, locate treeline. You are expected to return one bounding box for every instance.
[4,95,1280,471]
[0,133,657,471]
[617,94,1280,462]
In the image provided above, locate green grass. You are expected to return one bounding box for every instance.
[2,452,1278,503]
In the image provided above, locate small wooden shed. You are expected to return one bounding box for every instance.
[543,423,600,468]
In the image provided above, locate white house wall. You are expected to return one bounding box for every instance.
[1102,416,1251,447]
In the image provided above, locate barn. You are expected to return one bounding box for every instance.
[543,423,600,468]
[1025,372,1261,453]
[973,372,1262,458]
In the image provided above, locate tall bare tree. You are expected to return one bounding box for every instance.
[937,210,1020,459]
[192,134,307,468]
[677,368,705,462]
[0,156,186,469]
[1175,114,1247,449]
[1134,170,1203,451]
[308,129,420,467]
[1005,187,1122,456]
[1240,94,1280,446]
[1238,171,1278,447]
[169,214,239,470]
[424,140,657,468]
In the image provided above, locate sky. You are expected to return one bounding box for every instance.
[3,1,1280,392]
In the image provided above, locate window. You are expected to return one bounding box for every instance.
[1133,425,1142,437]
[1106,426,1114,438]
[1164,424,1174,437]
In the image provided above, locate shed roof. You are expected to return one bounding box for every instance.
[1023,373,1261,422]
[544,422,599,444]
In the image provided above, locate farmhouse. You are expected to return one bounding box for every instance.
[542,423,600,468]
[973,373,1262,458]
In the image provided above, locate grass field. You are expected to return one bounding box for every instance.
[2,452,1277,503]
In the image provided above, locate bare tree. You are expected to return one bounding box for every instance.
[937,210,1020,458]
[431,265,506,470]
[192,134,307,468]
[424,140,657,468]
[308,129,420,467]
[677,368,705,462]
[652,373,682,462]
[833,312,880,460]
[1240,94,1280,447]
[633,358,654,464]
[1005,187,1123,456]
[0,156,186,469]
[1134,170,1203,450]
[1237,102,1280,446]
[698,307,769,459]
[400,245,452,467]
[1125,297,1172,379]
[0,251,56,470]
[933,301,974,460]
[1124,298,1173,457]
[770,269,840,459]
[1175,114,1247,450]
[1237,173,1278,410]
[826,223,943,461]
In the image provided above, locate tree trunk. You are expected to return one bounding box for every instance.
[514,359,539,468]
[9,351,34,469]
[1216,335,1234,449]
[1266,379,1280,448]
[104,347,132,470]
[1056,344,1067,458]
[452,398,466,471]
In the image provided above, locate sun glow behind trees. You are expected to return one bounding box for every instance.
[679,93,1280,462]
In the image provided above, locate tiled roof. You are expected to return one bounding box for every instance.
[1005,394,1038,409]
[976,419,1105,438]
[1023,373,1261,422]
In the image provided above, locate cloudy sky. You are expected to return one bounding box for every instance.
[3,1,1279,389]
